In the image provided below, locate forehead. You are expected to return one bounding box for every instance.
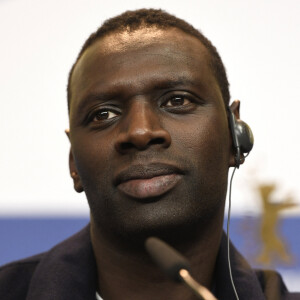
[70,27,221,113]
[90,27,182,53]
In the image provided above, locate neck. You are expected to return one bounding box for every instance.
[91,209,224,300]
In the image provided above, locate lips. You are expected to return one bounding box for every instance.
[115,163,183,199]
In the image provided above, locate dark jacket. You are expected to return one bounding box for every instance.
[0,226,299,299]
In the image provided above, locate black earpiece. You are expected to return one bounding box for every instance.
[226,104,254,300]
[227,106,254,168]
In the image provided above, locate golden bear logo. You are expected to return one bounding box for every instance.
[256,184,297,266]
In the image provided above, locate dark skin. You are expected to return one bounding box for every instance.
[67,27,241,299]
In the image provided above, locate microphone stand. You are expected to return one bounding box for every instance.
[145,237,217,300]
[179,269,217,300]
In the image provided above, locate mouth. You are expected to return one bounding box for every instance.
[115,163,184,200]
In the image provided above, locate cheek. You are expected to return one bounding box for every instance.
[167,112,231,201]
[71,132,115,187]
[169,114,230,167]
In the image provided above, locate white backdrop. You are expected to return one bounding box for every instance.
[0,0,299,216]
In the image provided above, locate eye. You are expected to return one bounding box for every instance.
[163,96,192,107]
[91,109,119,122]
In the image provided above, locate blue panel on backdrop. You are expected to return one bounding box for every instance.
[0,216,299,291]
[0,217,89,265]
[1,217,299,267]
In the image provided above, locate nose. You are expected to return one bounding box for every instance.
[114,100,171,153]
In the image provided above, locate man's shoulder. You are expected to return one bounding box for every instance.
[218,233,300,299]
[255,268,300,300]
[0,253,45,298]
[0,225,96,300]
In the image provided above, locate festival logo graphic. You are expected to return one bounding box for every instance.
[256,184,297,266]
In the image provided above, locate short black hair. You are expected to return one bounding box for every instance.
[67,9,230,111]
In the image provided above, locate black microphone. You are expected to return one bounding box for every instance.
[145,237,217,300]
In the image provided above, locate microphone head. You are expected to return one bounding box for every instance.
[145,237,191,282]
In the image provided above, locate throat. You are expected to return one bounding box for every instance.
[90,217,223,300]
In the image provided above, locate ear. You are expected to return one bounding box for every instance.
[230,99,240,119]
[228,100,245,167]
[65,129,84,193]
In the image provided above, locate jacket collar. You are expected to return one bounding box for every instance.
[215,233,265,300]
[26,225,97,300]
[26,226,267,300]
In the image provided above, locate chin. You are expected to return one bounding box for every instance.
[91,197,224,247]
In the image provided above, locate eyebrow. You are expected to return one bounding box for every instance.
[152,78,196,90]
[75,77,200,112]
[75,92,117,114]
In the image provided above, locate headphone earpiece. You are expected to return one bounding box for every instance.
[227,106,254,168]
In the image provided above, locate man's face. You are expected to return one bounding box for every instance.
[69,27,233,239]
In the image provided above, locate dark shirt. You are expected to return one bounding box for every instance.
[0,226,299,299]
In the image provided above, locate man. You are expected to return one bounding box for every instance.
[0,9,298,300]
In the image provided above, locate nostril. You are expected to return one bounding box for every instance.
[119,137,166,152]
[120,142,134,151]
[148,137,165,146]
[115,126,172,153]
